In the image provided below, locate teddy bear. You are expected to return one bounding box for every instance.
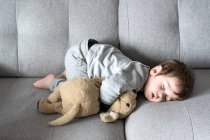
[37,77,137,126]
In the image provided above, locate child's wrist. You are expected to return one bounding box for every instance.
[100,102,111,112]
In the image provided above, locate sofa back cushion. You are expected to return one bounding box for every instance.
[119,0,210,68]
[0,0,18,77]
[1,0,210,77]
[0,0,119,77]
[179,0,210,68]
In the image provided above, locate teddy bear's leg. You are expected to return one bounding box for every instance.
[38,99,63,114]
[49,104,80,126]
[47,88,61,103]
[100,111,120,123]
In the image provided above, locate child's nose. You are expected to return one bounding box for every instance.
[154,92,162,99]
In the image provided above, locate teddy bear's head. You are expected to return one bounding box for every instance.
[100,90,137,123]
[108,91,137,118]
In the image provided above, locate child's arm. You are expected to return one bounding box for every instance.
[100,69,147,105]
[100,74,133,105]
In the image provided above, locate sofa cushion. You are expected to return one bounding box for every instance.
[125,70,210,140]
[119,0,179,67]
[119,0,210,69]
[69,0,119,47]
[0,0,18,77]
[16,0,69,77]
[0,78,125,140]
[179,0,210,68]
[0,0,119,78]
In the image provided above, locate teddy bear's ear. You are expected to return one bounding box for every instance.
[128,91,137,99]
[93,77,104,87]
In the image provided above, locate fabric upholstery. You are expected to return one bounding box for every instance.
[17,0,69,77]
[119,0,179,67]
[119,0,210,68]
[0,0,119,77]
[1,0,210,77]
[179,0,210,68]
[69,0,119,47]
[0,0,18,77]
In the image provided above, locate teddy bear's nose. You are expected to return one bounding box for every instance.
[126,103,130,107]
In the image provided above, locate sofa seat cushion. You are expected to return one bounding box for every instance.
[0,78,125,140]
[125,69,210,140]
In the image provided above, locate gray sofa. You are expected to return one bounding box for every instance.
[0,0,210,140]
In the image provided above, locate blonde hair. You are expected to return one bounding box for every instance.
[157,60,195,100]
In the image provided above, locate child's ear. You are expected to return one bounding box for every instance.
[150,65,162,76]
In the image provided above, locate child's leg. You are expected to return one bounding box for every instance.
[49,78,65,92]
[33,70,66,90]
[65,41,89,80]
[33,74,56,90]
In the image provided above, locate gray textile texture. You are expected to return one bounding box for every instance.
[69,0,119,47]
[119,0,210,68]
[0,0,18,77]
[119,0,179,67]
[179,0,210,68]
[0,0,119,77]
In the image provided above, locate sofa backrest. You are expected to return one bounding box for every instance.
[0,0,210,77]
[119,0,210,68]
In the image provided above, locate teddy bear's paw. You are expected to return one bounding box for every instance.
[37,99,51,113]
[37,99,47,110]
[47,95,56,103]
[100,111,119,123]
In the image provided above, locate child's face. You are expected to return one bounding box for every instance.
[144,66,182,102]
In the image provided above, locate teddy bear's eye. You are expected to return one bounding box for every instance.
[126,103,130,107]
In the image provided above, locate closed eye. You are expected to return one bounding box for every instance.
[162,84,165,90]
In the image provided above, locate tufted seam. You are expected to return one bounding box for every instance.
[52,127,54,140]
[177,0,181,61]
[184,101,195,140]
[125,0,131,48]
[15,0,20,77]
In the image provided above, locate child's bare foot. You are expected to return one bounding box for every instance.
[33,74,55,89]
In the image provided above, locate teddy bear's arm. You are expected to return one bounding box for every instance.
[100,111,119,123]
[48,87,61,103]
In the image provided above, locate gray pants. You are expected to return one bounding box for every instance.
[65,41,89,80]
[49,39,93,92]
[49,78,65,92]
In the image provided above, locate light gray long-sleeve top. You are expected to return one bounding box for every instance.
[86,43,150,105]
